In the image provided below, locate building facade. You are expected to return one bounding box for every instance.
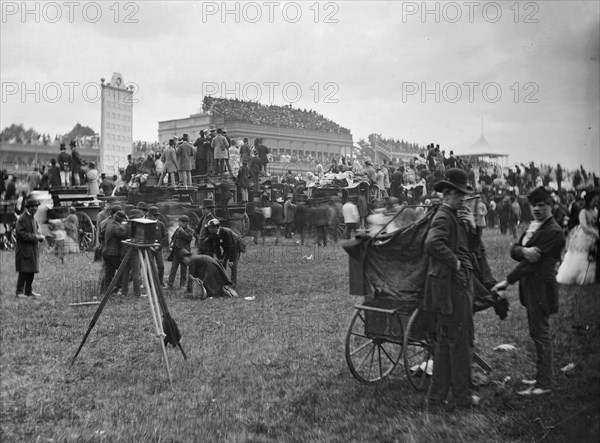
[158,113,353,160]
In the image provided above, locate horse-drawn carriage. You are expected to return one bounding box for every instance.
[343,204,501,390]
[0,200,17,250]
[107,176,250,237]
[47,188,103,251]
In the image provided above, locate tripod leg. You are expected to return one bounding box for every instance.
[139,249,173,384]
[71,247,134,365]
[147,249,188,360]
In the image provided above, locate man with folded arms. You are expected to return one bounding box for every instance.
[493,187,565,396]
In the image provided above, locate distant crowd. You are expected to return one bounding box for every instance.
[203,96,351,133]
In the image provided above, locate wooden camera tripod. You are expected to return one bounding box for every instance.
[71,241,187,384]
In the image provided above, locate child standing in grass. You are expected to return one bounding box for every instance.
[49,220,66,263]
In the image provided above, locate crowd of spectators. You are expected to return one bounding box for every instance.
[203,96,351,134]
[375,136,426,156]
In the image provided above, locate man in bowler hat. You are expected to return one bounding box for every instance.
[423,168,480,409]
[493,187,565,395]
[15,197,45,298]
[195,199,217,254]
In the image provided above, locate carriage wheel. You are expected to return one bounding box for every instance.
[345,310,403,384]
[228,213,250,236]
[76,211,96,251]
[404,308,434,392]
[5,223,17,250]
[186,210,200,231]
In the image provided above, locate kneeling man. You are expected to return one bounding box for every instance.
[182,251,238,298]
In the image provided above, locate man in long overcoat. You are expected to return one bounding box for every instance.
[159,139,179,187]
[423,168,480,409]
[493,187,565,396]
[177,134,194,186]
[15,197,45,298]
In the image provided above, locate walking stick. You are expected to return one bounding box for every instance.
[71,246,134,365]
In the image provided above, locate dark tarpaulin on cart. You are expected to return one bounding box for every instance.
[343,207,508,318]
[343,209,434,312]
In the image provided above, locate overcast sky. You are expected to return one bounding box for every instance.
[1,1,598,172]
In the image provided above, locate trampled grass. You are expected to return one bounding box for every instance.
[1,228,599,442]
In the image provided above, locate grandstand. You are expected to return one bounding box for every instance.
[158,97,353,161]
[371,134,427,165]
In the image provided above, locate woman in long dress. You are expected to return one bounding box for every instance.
[557,193,599,285]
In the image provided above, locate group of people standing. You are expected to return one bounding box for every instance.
[423,168,569,411]
[94,198,242,300]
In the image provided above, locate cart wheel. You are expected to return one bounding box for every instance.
[404,308,434,392]
[186,210,200,231]
[227,213,250,237]
[76,211,96,251]
[3,223,17,250]
[345,310,403,384]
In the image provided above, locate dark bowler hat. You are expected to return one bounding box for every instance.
[527,187,552,205]
[69,140,76,148]
[434,168,474,194]
[147,206,160,216]
[25,197,40,207]
[179,215,189,223]
[201,199,215,209]
[136,201,148,211]
[114,211,127,222]
[60,143,66,150]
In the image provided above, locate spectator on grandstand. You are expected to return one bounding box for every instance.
[237,159,251,203]
[357,188,369,230]
[239,138,252,165]
[250,151,262,193]
[315,159,324,178]
[364,161,377,185]
[159,139,179,187]
[445,151,457,168]
[212,129,229,175]
[70,141,84,186]
[141,154,156,176]
[100,173,114,196]
[381,162,391,193]
[125,154,137,183]
[86,162,99,196]
[47,159,61,189]
[342,198,360,239]
[194,130,207,175]
[229,140,240,176]
[57,143,71,187]
[256,138,270,175]
[155,152,164,180]
[177,134,194,186]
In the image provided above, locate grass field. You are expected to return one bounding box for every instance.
[1,228,599,442]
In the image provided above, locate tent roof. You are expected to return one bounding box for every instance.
[456,134,507,157]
